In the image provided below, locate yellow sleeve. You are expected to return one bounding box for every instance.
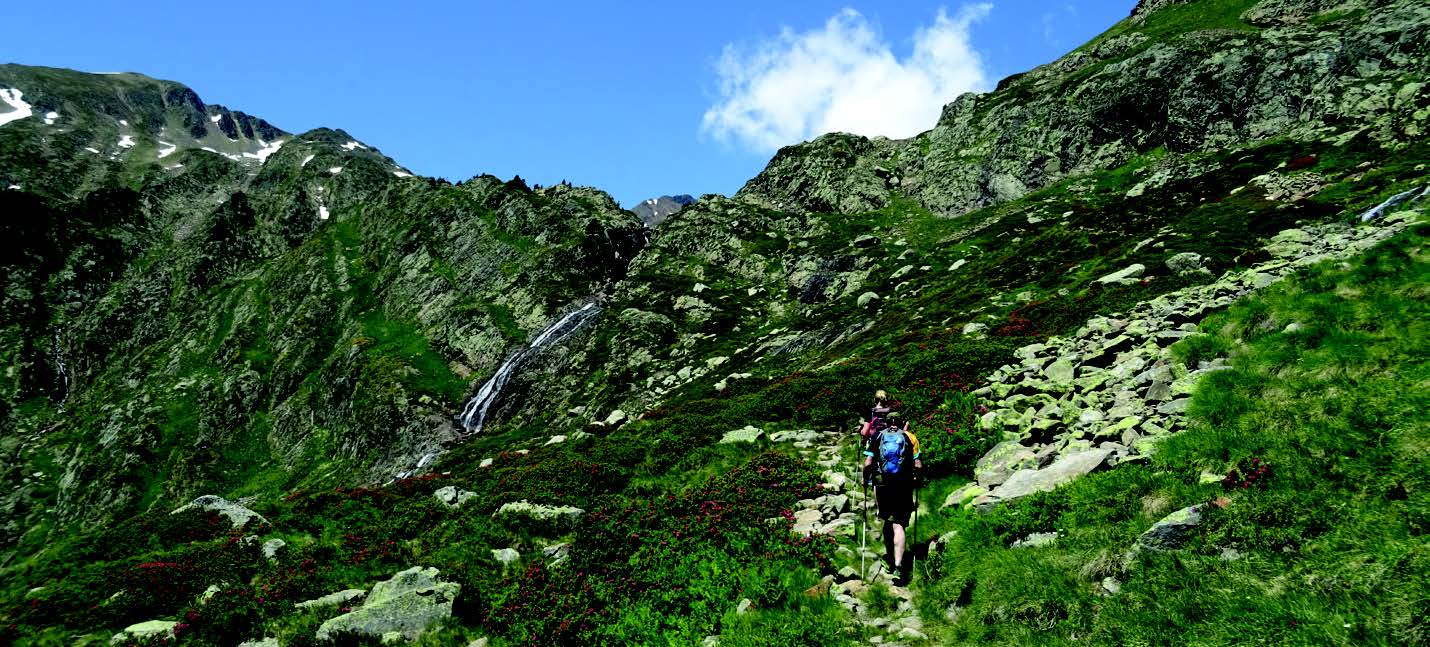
[907,431,921,459]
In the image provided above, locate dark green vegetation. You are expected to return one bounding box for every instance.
[3,0,1429,643]
[915,223,1428,645]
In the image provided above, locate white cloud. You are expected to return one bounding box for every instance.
[701,5,992,152]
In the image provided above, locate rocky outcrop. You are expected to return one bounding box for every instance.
[956,207,1423,511]
[170,495,267,530]
[315,567,459,642]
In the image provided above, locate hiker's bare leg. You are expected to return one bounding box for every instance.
[891,522,906,568]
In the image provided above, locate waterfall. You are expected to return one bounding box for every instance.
[1359,185,1426,222]
[456,302,601,435]
[52,332,70,405]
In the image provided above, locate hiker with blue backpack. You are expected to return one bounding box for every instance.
[861,394,921,586]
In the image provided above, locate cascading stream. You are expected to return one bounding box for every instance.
[1359,184,1427,222]
[456,302,601,435]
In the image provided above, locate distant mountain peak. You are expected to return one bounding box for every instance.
[630,194,695,227]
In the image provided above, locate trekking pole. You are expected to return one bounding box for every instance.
[911,475,919,582]
[848,421,866,582]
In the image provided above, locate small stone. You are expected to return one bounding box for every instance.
[1140,505,1203,551]
[237,639,279,647]
[1011,532,1059,548]
[897,627,928,641]
[736,598,753,615]
[262,538,287,560]
[492,548,520,565]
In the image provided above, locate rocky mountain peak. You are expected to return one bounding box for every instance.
[630,193,696,227]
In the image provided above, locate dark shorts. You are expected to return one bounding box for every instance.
[876,478,913,527]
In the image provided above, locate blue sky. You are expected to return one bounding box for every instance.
[3,1,1131,207]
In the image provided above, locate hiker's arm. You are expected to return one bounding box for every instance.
[906,427,922,470]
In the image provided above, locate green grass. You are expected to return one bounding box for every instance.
[912,219,1429,645]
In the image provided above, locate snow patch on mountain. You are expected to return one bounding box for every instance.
[319,204,330,220]
[394,170,412,178]
[301,154,315,167]
[43,111,58,125]
[243,138,284,163]
[118,135,135,148]
[328,167,343,175]
[341,141,367,151]
[157,141,178,158]
[0,88,34,127]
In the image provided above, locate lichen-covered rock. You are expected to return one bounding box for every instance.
[1097,264,1146,285]
[110,620,178,644]
[719,426,764,444]
[315,567,459,642]
[494,500,585,525]
[1139,505,1203,550]
[295,588,368,609]
[976,448,1113,509]
[262,538,286,560]
[974,442,1038,488]
[170,495,267,530]
[435,486,478,509]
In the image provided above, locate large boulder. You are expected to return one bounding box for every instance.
[315,567,459,642]
[978,448,1113,507]
[974,441,1038,488]
[170,495,267,530]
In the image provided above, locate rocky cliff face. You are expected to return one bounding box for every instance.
[736,0,1429,217]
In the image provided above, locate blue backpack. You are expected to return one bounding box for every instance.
[878,428,911,476]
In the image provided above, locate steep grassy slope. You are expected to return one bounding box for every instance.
[916,219,1427,645]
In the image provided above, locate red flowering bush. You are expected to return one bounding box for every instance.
[1222,457,1273,490]
[891,373,999,478]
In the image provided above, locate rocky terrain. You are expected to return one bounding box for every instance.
[1,0,1427,644]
